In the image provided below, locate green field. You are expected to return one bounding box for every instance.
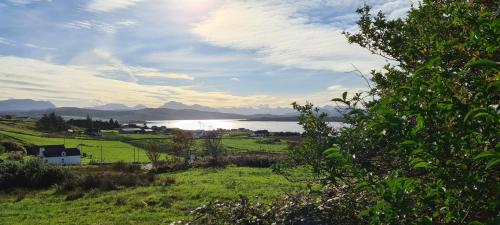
[222,137,288,153]
[0,119,302,224]
[0,119,42,136]
[0,167,304,224]
[0,131,150,163]
[0,119,291,163]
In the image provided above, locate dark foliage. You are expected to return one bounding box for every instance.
[203,130,226,166]
[187,185,369,225]
[1,142,25,153]
[67,115,120,130]
[171,130,195,165]
[59,172,155,192]
[0,159,71,190]
[224,152,285,168]
[186,1,500,224]
[35,112,69,132]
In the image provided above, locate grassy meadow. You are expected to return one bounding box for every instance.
[0,167,304,224]
[0,119,291,163]
[0,130,150,163]
[0,119,303,223]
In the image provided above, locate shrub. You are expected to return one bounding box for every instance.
[59,172,155,192]
[110,161,142,173]
[225,153,285,168]
[0,159,71,190]
[0,144,5,154]
[65,191,85,201]
[1,142,26,153]
[203,130,225,166]
[36,112,69,132]
[185,184,368,225]
[144,143,163,169]
[162,177,176,186]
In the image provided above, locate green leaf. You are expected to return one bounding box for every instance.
[402,140,417,146]
[473,112,495,121]
[486,159,500,169]
[331,98,344,102]
[474,151,498,160]
[464,108,487,122]
[466,59,500,70]
[342,91,348,101]
[437,103,453,111]
[323,147,340,155]
[416,114,424,130]
[414,161,431,169]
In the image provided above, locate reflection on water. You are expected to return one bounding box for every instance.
[146,119,345,133]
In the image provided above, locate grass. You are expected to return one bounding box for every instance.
[0,131,150,163]
[0,119,41,136]
[0,167,305,224]
[0,119,292,164]
[222,137,288,153]
[102,130,171,140]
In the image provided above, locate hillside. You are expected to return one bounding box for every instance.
[4,107,247,122]
[0,99,55,112]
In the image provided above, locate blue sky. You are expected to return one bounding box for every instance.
[0,0,414,108]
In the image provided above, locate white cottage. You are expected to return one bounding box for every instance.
[38,145,81,165]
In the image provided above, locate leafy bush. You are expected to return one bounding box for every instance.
[203,130,226,166]
[0,158,71,190]
[59,172,155,192]
[188,1,500,224]
[36,112,69,132]
[0,144,5,154]
[186,185,369,225]
[1,142,26,153]
[225,153,285,168]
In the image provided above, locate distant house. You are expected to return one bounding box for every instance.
[193,130,206,138]
[252,130,270,137]
[143,128,154,134]
[84,128,102,136]
[119,128,143,134]
[37,145,81,165]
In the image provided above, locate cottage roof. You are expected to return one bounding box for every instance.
[40,145,66,150]
[121,128,142,131]
[42,148,81,157]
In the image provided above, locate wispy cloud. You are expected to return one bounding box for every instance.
[86,0,145,12]
[6,0,51,6]
[24,43,56,51]
[192,1,388,73]
[0,37,14,46]
[192,0,415,73]
[63,20,136,34]
[0,55,303,107]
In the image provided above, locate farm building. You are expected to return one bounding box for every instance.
[252,130,270,137]
[37,145,81,165]
[84,128,102,136]
[119,128,143,134]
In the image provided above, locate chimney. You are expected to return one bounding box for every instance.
[39,147,45,157]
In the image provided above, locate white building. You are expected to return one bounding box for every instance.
[38,145,81,165]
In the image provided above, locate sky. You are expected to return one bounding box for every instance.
[0,0,415,108]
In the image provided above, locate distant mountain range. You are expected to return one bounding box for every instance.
[158,101,342,117]
[0,99,55,112]
[7,107,247,122]
[0,99,345,122]
[86,103,146,111]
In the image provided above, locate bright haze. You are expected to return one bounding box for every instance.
[0,0,413,108]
